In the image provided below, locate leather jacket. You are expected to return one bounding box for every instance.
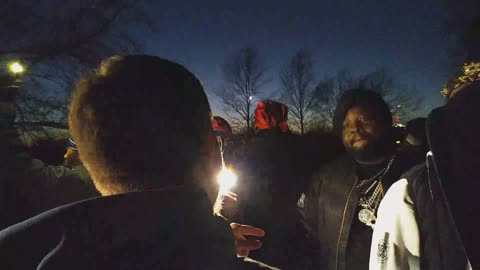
[297,151,421,270]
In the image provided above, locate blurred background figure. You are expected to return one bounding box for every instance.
[1,135,98,229]
[60,138,93,192]
[254,100,290,134]
[0,68,98,229]
[404,117,428,155]
[64,138,81,165]
[392,123,407,146]
[212,116,238,167]
[233,100,304,268]
[212,116,233,139]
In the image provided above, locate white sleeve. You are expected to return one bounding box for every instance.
[369,178,420,270]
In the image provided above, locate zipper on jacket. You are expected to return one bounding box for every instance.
[335,176,358,270]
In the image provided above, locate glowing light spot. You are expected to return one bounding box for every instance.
[217,167,237,194]
[9,62,24,74]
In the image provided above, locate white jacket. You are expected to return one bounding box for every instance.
[370,177,472,270]
[369,178,420,270]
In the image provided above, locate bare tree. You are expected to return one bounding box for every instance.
[312,77,337,127]
[280,50,317,134]
[357,68,423,123]
[313,68,423,127]
[312,69,357,128]
[215,48,267,132]
[0,0,156,139]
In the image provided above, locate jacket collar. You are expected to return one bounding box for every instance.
[425,106,453,191]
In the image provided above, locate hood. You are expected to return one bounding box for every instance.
[254,100,290,133]
[426,90,480,267]
[212,116,232,138]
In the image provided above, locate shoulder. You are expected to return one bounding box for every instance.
[298,154,353,208]
[400,162,427,181]
[395,150,425,170]
[399,162,429,204]
[326,154,355,169]
[0,186,188,243]
[311,154,354,182]
[0,200,71,238]
[0,201,73,269]
[307,154,354,192]
[0,187,217,269]
[381,178,414,210]
[0,193,103,247]
[381,162,428,210]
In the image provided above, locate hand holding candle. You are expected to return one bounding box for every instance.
[214,166,239,219]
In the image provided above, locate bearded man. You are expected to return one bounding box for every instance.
[296,88,422,270]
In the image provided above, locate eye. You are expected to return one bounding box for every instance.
[359,116,371,124]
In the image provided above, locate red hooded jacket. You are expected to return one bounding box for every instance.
[254,100,290,133]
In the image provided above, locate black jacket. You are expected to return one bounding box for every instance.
[403,106,472,269]
[297,151,421,270]
[233,129,304,269]
[0,186,276,270]
[233,130,344,269]
[1,157,99,229]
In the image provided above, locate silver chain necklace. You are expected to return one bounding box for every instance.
[357,155,396,229]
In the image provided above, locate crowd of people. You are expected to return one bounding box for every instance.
[0,55,478,269]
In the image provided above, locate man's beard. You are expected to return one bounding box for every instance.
[345,136,393,163]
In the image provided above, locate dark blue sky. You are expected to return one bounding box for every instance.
[138,0,452,117]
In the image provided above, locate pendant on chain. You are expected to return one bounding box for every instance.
[359,208,376,229]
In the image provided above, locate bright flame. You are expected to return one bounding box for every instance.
[217,167,237,194]
[9,62,24,74]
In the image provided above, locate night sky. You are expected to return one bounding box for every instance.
[137,0,452,117]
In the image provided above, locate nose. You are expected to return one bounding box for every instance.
[350,120,362,134]
[350,124,360,134]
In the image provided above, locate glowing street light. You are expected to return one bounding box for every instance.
[8,62,25,75]
[249,96,253,101]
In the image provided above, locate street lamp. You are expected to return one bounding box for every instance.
[8,61,25,75]
[2,60,26,101]
[1,61,25,131]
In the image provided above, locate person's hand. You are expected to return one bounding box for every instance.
[230,223,265,257]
